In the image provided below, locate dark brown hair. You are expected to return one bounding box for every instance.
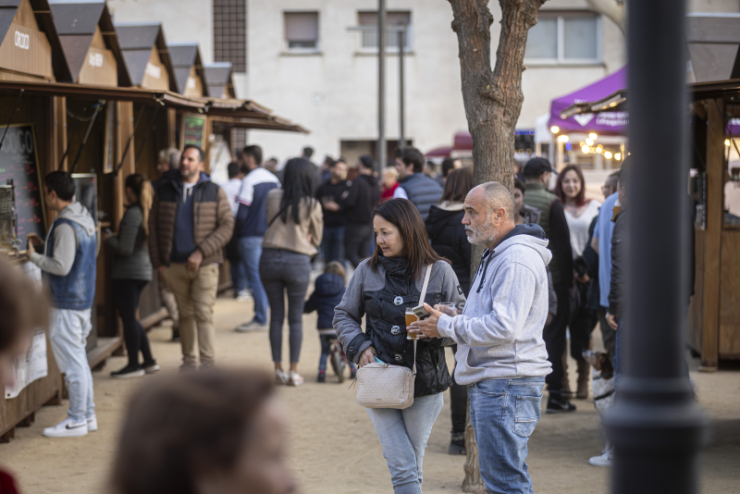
[0,258,48,352]
[440,168,473,204]
[111,368,274,494]
[324,261,346,282]
[370,199,444,279]
[554,164,587,206]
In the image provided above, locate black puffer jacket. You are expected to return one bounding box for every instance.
[425,204,472,296]
[608,210,628,317]
[334,257,466,398]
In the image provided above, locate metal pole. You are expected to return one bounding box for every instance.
[377,0,386,169]
[604,1,708,493]
[398,25,405,148]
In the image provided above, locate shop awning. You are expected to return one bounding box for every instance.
[549,67,628,135]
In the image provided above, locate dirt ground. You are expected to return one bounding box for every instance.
[0,295,738,494]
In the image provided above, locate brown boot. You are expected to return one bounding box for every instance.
[576,360,590,399]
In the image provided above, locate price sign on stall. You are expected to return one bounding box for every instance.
[0,124,46,250]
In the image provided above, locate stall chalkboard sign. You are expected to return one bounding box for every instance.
[181,114,206,149]
[0,125,46,250]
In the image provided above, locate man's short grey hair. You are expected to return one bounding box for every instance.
[477,181,515,220]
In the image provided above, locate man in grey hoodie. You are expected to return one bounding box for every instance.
[27,171,98,438]
[413,182,552,494]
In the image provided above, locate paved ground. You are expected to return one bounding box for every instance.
[0,294,738,494]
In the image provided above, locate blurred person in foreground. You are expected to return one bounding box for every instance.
[412,182,552,494]
[380,167,399,203]
[105,174,159,378]
[555,165,601,400]
[28,171,98,438]
[110,368,296,494]
[149,145,234,369]
[343,155,381,267]
[154,148,181,340]
[423,167,473,455]
[522,157,575,413]
[261,158,323,387]
[222,162,249,301]
[234,145,280,332]
[393,147,443,222]
[0,258,48,492]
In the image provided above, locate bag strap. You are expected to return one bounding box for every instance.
[412,264,432,377]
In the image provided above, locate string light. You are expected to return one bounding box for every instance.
[558,135,569,143]
[589,133,598,140]
[726,139,732,147]
[596,145,604,154]
[582,145,590,153]
[604,151,613,159]
[550,125,560,134]
[615,153,622,160]
[586,138,594,146]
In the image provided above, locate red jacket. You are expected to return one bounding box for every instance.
[380,182,399,203]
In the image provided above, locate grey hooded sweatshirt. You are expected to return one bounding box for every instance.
[30,202,96,277]
[437,224,553,385]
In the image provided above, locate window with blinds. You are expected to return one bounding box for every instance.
[525,12,601,64]
[358,11,412,51]
[284,12,319,51]
[213,0,246,73]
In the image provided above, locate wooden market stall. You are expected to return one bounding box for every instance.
[204,62,236,100]
[168,43,208,98]
[0,0,73,440]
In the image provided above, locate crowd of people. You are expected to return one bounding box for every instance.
[0,141,636,493]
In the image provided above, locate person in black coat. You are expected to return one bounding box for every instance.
[424,167,474,455]
[303,262,355,382]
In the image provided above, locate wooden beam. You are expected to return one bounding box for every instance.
[700,98,724,370]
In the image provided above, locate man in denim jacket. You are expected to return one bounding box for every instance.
[414,182,552,494]
[28,172,97,438]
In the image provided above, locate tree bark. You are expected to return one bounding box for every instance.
[447,1,547,492]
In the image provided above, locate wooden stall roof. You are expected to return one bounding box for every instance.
[48,0,130,86]
[167,42,208,97]
[0,0,72,81]
[113,22,175,91]
[204,62,235,99]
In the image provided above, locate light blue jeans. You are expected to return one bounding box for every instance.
[469,377,545,494]
[238,236,268,324]
[49,308,95,423]
[366,393,444,494]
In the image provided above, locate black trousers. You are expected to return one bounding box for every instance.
[344,223,374,268]
[113,279,154,368]
[449,344,467,434]
[544,282,571,396]
[569,283,598,362]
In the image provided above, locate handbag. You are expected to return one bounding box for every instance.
[355,264,433,409]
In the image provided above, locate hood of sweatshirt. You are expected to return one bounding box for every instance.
[58,202,96,236]
[425,205,464,241]
[314,272,346,297]
[173,172,210,202]
[492,223,551,265]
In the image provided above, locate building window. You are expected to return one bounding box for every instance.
[358,11,412,51]
[213,0,246,73]
[284,12,319,51]
[525,12,600,64]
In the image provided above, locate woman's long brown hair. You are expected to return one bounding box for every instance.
[369,198,445,280]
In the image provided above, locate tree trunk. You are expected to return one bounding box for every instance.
[447,1,547,492]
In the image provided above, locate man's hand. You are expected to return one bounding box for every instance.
[187,250,203,272]
[157,265,166,276]
[323,201,340,212]
[408,303,444,339]
[26,233,41,255]
[358,346,377,368]
[575,273,590,284]
[546,314,554,326]
[606,312,619,331]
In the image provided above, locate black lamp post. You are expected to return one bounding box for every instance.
[604,1,709,493]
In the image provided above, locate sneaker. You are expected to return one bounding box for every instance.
[171,327,180,342]
[235,320,269,332]
[235,291,252,302]
[589,449,613,467]
[275,369,288,385]
[317,370,326,383]
[87,415,98,433]
[143,361,160,374]
[288,371,304,387]
[448,433,466,455]
[110,365,145,379]
[546,396,577,413]
[43,417,88,438]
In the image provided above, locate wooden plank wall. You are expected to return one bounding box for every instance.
[719,230,740,357]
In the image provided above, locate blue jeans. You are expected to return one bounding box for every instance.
[49,308,95,422]
[321,226,345,264]
[238,236,268,324]
[469,377,545,494]
[230,256,248,294]
[366,393,444,494]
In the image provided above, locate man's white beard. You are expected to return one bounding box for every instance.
[466,227,497,247]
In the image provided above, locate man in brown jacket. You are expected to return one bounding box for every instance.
[149,145,234,368]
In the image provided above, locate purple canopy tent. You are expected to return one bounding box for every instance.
[549,67,628,135]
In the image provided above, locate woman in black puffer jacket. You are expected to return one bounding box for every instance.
[334,199,465,494]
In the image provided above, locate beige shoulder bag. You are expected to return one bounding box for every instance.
[355,264,433,409]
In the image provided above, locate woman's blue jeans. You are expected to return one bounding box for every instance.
[469,377,545,494]
[366,393,444,494]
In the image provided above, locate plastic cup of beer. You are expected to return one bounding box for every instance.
[405,308,419,340]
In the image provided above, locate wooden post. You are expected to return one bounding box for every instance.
[700,99,724,371]
[166,108,177,148]
[114,101,136,230]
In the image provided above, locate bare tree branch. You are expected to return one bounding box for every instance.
[585,0,626,33]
